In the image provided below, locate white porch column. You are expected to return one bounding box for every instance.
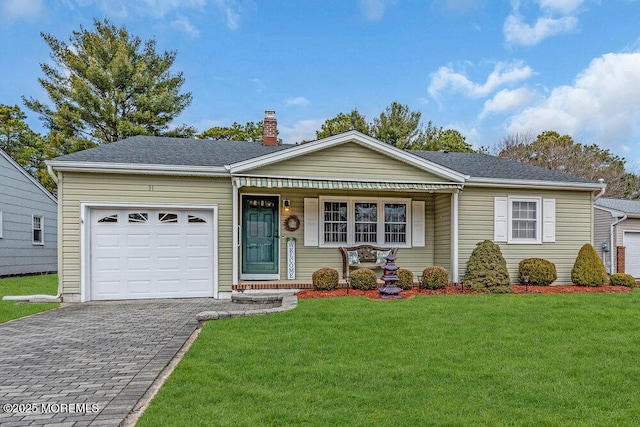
[232,178,239,287]
[451,190,459,283]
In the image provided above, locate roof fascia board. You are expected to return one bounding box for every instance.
[46,161,229,177]
[466,177,605,191]
[1,149,57,203]
[594,205,626,218]
[228,131,467,182]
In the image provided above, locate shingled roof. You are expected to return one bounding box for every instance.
[51,135,597,184]
[595,197,640,217]
[52,136,292,167]
[409,150,595,184]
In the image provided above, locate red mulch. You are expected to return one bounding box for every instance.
[295,284,633,300]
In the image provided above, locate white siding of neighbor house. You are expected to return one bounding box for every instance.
[0,152,57,276]
[458,187,594,284]
[58,172,232,296]
[615,218,640,274]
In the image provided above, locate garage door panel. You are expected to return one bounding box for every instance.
[90,208,215,300]
[624,232,640,278]
[186,234,210,248]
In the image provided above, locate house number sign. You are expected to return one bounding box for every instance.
[287,237,296,280]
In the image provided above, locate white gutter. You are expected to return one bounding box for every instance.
[46,161,229,177]
[466,177,605,191]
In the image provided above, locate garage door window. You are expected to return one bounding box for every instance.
[159,213,178,223]
[188,215,207,224]
[98,214,118,223]
[128,213,148,223]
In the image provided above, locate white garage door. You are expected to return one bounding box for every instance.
[624,232,640,278]
[90,208,215,300]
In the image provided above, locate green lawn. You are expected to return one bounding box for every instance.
[139,292,640,426]
[0,274,59,323]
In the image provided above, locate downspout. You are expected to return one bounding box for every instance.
[4,164,63,302]
[610,213,627,274]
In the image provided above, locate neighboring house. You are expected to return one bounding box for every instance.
[594,197,640,277]
[0,148,58,277]
[47,113,604,302]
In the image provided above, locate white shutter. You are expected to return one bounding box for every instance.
[304,198,319,246]
[494,197,508,242]
[542,198,556,243]
[412,201,425,247]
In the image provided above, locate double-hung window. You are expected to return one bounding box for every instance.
[32,215,44,245]
[508,197,541,243]
[320,197,410,246]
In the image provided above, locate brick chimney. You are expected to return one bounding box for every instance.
[263,110,278,146]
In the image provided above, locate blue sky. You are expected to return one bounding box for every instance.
[1,0,640,168]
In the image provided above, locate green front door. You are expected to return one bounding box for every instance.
[242,196,279,276]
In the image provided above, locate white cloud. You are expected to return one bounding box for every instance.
[1,0,43,22]
[171,15,200,37]
[503,0,585,46]
[506,52,640,154]
[428,61,534,98]
[285,97,310,107]
[538,0,585,15]
[479,87,537,120]
[503,13,577,46]
[359,0,395,22]
[279,119,325,144]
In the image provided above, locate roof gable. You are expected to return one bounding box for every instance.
[229,131,466,183]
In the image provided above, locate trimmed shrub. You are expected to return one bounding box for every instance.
[397,268,414,290]
[312,268,339,290]
[571,244,608,287]
[610,273,636,288]
[350,268,377,290]
[421,266,448,290]
[518,258,557,285]
[463,240,512,293]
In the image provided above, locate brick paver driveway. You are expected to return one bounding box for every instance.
[0,298,278,426]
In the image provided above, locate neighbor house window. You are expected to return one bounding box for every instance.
[509,198,540,243]
[320,197,410,246]
[32,215,43,245]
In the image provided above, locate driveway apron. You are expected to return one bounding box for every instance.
[0,298,278,426]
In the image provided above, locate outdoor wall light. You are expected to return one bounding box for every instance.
[283,199,291,212]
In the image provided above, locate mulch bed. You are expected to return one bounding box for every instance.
[295,284,633,300]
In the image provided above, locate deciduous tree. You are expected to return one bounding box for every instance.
[497,130,640,199]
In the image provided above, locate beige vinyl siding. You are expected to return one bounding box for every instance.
[59,172,233,295]
[594,207,615,272]
[242,188,437,280]
[617,218,640,248]
[458,187,594,284]
[248,142,451,182]
[433,193,451,273]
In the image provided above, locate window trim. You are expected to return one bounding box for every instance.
[32,214,44,245]
[0,210,3,239]
[319,196,412,248]
[507,196,541,244]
